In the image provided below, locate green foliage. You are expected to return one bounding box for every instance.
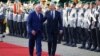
[80,0,96,2]
[0,0,7,2]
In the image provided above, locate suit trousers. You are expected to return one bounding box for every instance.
[29,33,42,56]
[47,32,58,56]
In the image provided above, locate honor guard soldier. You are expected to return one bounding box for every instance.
[68,3,77,47]
[95,0,100,52]
[23,10,29,38]
[63,2,71,45]
[79,3,90,49]
[17,13,22,37]
[76,3,84,43]
[89,2,97,51]
[0,3,6,34]
[7,8,13,35]
[13,12,17,36]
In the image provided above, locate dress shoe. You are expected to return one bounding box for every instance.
[85,47,90,50]
[57,41,61,44]
[95,47,100,52]
[30,55,33,56]
[71,43,77,47]
[90,47,96,51]
[67,42,72,46]
[78,46,85,49]
[96,49,100,52]
[63,43,68,45]
[49,54,55,56]
[85,46,92,50]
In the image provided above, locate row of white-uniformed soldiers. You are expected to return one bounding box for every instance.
[6,8,29,37]
[1,1,100,52]
[62,2,100,52]
[0,1,34,36]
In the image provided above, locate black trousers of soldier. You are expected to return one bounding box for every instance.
[7,20,14,35]
[0,22,4,34]
[69,27,73,45]
[13,21,18,36]
[18,22,23,37]
[91,29,98,49]
[81,28,89,47]
[7,20,11,34]
[87,30,93,49]
[69,27,77,46]
[73,28,77,45]
[10,20,14,35]
[23,22,27,38]
[63,27,70,44]
[0,19,6,34]
[97,29,100,48]
[76,27,82,43]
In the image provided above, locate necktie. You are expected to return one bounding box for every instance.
[51,11,53,18]
[38,13,40,20]
[53,11,55,19]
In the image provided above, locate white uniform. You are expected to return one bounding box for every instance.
[0,6,4,15]
[6,10,9,20]
[6,11,13,20]
[13,13,17,22]
[63,8,67,27]
[82,9,90,29]
[77,8,84,28]
[63,7,72,28]
[23,13,28,22]
[89,8,96,29]
[69,8,77,28]
[17,14,22,22]
[96,6,100,30]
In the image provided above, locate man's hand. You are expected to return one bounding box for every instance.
[59,30,63,34]
[32,30,36,36]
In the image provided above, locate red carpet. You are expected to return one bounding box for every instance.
[0,42,60,56]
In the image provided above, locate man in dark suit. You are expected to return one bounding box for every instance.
[27,4,44,56]
[44,2,63,56]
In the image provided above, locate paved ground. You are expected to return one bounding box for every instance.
[0,34,100,56]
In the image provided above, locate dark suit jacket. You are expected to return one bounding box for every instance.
[27,11,44,35]
[44,10,62,34]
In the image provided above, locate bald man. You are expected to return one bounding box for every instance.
[27,4,44,56]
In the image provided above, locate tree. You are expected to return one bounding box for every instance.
[80,0,96,2]
[59,0,70,3]
[0,0,7,2]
